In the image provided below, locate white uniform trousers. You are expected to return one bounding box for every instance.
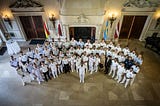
[84,63,88,72]
[79,73,85,83]
[94,64,98,72]
[71,63,75,72]
[52,70,58,78]
[115,73,123,83]
[109,66,117,78]
[57,65,63,74]
[120,76,131,88]
[130,73,136,85]
[89,64,94,74]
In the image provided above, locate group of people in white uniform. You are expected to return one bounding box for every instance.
[10,37,143,88]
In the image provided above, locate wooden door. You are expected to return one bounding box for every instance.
[19,16,45,40]
[119,16,134,39]
[19,16,37,39]
[32,16,45,38]
[119,15,147,39]
[129,16,147,39]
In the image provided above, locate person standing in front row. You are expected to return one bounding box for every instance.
[40,62,51,82]
[120,68,133,88]
[16,66,31,86]
[104,55,112,74]
[78,61,86,83]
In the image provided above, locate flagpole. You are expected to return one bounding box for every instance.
[127,16,135,45]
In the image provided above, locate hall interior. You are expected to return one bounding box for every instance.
[0,0,160,106]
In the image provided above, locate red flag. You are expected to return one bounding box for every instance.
[58,24,62,36]
[43,22,50,38]
[114,21,120,39]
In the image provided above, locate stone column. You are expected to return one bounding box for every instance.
[96,24,102,40]
[65,25,69,41]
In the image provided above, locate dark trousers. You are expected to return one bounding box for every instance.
[64,64,70,73]
[105,66,110,74]
[43,71,51,82]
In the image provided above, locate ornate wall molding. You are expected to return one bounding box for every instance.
[9,0,44,12]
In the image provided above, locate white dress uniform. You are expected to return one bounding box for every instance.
[57,58,63,74]
[70,55,76,72]
[99,49,105,56]
[70,40,77,47]
[109,60,118,78]
[122,48,130,56]
[106,50,112,57]
[76,57,81,72]
[88,56,95,74]
[84,48,91,55]
[16,67,31,86]
[84,43,92,49]
[115,64,126,83]
[44,49,50,57]
[77,41,84,48]
[32,67,44,84]
[78,65,86,83]
[93,42,100,48]
[120,70,133,88]
[130,65,140,85]
[49,62,58,78]
[135,57,143,65]
[36,46,44,55]
[100,42,106,48]
[94,56,100,72]
[82,55,89,71]
[76,48,83,56]
[26,50,34,60]
[114,46,122,52]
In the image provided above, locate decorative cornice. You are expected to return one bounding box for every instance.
[9,0,44,12]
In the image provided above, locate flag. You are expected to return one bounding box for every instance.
[103,20,108,40]
[58,24,62,36]
[43,21,50,38]
[114,21,120,39]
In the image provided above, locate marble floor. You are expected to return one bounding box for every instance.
[0,40,160,106]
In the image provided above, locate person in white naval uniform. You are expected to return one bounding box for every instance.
[32,63,44,84]
[130,64,140,85]
[16,66,31,86]
[82,52,89,72]
[84,39,92,49]
[115,63,126,83]
[40,62,51,82]
[120,68,133,88]
[88,54,95,74]
[77,38,84,48]
[94,54,100,72]
[49,60,58,78]
[78,62,86,83]
[109,58,118,78]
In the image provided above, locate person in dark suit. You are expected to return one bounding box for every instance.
[105,55,112,74]
[124,56,134,70]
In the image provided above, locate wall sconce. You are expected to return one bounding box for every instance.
[108,14,117,28]
[49,14,56,28]
[3,15,12,28]
[155,17,160,29]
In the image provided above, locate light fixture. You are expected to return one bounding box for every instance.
[3,15,12,28]
[108,13,117,28]
[49,14,56,28]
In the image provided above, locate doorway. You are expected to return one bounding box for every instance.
[119,15,147,39]
[19,16,45,40]
[69,27,96,43]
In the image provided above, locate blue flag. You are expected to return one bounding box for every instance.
[103,21,108,40]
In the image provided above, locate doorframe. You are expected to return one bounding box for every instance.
[12,12,45,41]
[120,12,154,41]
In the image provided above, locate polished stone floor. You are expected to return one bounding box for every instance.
[0,40,160,106]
